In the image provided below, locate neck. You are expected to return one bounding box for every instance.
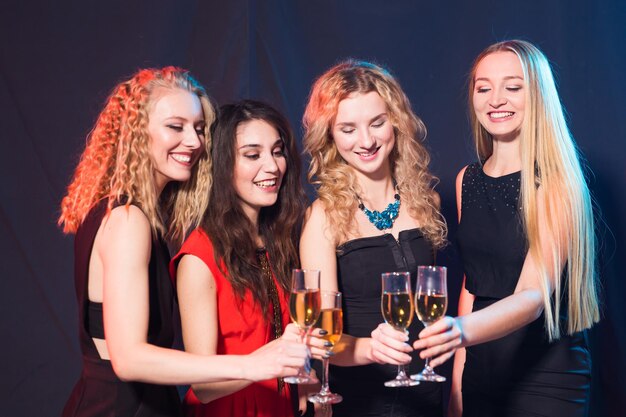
[486,134,522,176]
[355,172,396,211]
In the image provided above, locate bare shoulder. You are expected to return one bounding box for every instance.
[455,165,470,220]
[301,198,335,247]
[177,252,216,288]
[97,205,152,257]
[303,199,330,228]
[105,204,151,228]
[456,165,469,192]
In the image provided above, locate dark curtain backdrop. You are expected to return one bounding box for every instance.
[1,1,624,416]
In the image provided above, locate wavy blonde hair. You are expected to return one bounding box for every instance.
[303,60,446,247]
[469,40,600,340]
[58,67,214,246]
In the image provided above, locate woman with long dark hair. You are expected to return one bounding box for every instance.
[171,100,308,417]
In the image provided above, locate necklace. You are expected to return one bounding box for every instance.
[357,190,401,231]
[256,249,285,393]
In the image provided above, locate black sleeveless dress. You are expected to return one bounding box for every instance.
[456,162,591,417]
[62,199,181,417]
[329,229,443,417]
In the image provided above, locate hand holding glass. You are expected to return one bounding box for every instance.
[412,265,447,382]
[308,291,343,404]
[285,269,321,384]
[381,272,420,387]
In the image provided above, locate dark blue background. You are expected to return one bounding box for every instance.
[1,1,623,415]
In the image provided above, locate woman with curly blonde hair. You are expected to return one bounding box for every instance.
[300,60,446,417]
[59,67,308,417]
[415,40,600,417]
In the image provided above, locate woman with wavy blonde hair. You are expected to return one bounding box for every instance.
[414,40,600,417]
[300,60,446,417]
[59,68,308,417]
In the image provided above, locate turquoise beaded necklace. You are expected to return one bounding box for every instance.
[357,187,401,231]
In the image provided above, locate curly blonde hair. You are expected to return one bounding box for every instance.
[303,60,446,248]
[469,40,599,339]
[58,67,214,246]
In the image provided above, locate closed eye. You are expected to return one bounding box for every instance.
[476,87,490,93]
[506,86,522,92]
[167,124,183,132]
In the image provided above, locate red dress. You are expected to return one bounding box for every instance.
[170,229,294,417]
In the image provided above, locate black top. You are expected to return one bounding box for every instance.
[455,162,591,417]
[329,229,442,417]
[457,162,525,298]
[63,198,181,417]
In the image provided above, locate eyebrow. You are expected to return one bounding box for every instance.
[474,75,524,83]
[238,138,283,150]
[335,112,387,126]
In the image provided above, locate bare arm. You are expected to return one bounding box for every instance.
[300,201,412,367]
[99,206,307,384]
[415,187,561,368]
[177,254,254,403]
[448,166,472,417]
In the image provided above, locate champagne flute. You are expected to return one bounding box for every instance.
[308,291,343,404]
[285,269,321,384]
[381,272,420,387]
[412,265,448,382]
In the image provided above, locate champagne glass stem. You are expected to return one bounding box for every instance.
[423,357,433,374]
[319,356,331,395]
[397,364,409,379]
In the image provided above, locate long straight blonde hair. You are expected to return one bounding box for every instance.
[59,67,214,247]
[469,40,599,340]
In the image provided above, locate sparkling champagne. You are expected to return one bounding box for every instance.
[289,289,321,328]
[415,293,447,325]
[381,292,414,330]
[317,308,343,348]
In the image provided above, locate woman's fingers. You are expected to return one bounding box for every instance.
[411,316,463,368]
[370,323,413,365]
[413,316,459,350]
[305,328,332,359]
[247,338,310,380]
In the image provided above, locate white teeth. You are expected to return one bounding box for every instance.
[255,179,277,188]
[490,111,514,119]
[171,154,191,163]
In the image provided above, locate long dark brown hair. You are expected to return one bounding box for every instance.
[201,100,306,314]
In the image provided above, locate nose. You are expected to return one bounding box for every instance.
[183,127,202,149]
[262,153,280,174]
[489,87,507,108]
[357,128,376,149]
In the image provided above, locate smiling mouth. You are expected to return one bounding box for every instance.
[171,154,192,163]
[488,111,514,119]
[254,179,278,188]
[356,146,381,157]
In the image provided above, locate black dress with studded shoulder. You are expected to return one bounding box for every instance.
[329,229,442,417]
[456,162,591,417]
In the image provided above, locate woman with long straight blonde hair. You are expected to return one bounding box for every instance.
[300,60,447,417]
[413,40,600,417]
[59,68,308,417]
